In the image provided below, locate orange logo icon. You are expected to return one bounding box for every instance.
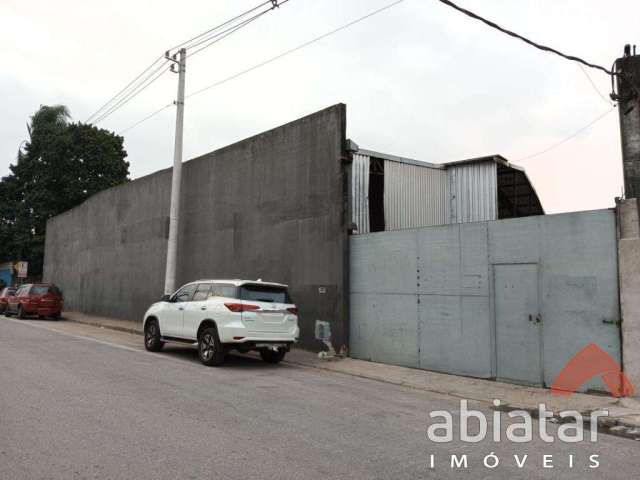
[551,343,634,397]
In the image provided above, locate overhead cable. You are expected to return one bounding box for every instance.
[434,0,614,76]
[517,107,615,161]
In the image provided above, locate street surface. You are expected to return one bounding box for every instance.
[0,317,638,479]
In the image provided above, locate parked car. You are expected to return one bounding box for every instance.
[0,287,17,313]
[143,279,299,366]
[5,283,63,319]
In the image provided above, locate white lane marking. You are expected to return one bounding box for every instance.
[2,316,145,354]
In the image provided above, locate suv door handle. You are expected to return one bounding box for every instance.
[178,307,184,311]
[200,306,207,310]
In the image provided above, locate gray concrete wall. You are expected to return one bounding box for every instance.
[44,104,349,351]
[350,209,621,393]
[618,198,640,397]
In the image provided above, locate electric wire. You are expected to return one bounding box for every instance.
[187,3,285,59]
[168,0,273,52]
[517,107,616,162]
[92,60,170,124]
[434,0,614,76]
[85,55,165,123]
[186,0,406,99]
[577,64,613,106]
[118,103,174,135]
[187,15,264,54]
[121,0,406,133]
[87,1,284,125]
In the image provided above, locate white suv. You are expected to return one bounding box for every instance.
[143,279,299,366]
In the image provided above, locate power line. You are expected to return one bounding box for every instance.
[187,0,406,99]
[122,0,407,134]
[169,0,273,52]
[577,64,613,106]
[187,2,288,59]
[434,0,614,76]
[517,107,615,162]
[85,55,165,123]
[86,0,286,125]
[92,60,170,124]
[118,103,174,135]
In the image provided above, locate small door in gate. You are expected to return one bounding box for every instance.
[494,263,542,386]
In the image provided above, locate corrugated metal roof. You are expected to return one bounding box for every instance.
[357,149,444,169]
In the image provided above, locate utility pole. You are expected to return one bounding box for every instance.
[614,44,640,199]
[164,48,187,295]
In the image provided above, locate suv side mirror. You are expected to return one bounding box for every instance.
[161,294,172,302]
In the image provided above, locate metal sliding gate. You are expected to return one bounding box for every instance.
[349,210,622,393]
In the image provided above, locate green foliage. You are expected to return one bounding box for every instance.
[0,105,129,275]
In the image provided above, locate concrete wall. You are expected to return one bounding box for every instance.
[44,104,349,351]
[618,198,640,396]
[350,209,621,393]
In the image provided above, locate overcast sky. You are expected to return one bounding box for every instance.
[2,0,638,213]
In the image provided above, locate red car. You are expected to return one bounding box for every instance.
[6,283,63,319]
[0,287,17,313]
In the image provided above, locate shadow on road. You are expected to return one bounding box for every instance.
[159,344,289,371]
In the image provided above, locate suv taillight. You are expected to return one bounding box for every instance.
[224,303,260,313]
[287,307,298,315]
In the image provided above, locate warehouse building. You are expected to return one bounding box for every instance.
[49,103,631,394]
[45,104,543,352]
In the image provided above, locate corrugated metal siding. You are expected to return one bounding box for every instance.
[351,153,370,234]
[448,161,497,223]
[384,161,449,230]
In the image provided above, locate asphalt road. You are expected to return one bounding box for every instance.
[0,317,638,479]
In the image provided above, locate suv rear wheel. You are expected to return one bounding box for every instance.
[260,348,286,364]
[198,327,225,366]
[17,305,25,319]
[144,319,164,352]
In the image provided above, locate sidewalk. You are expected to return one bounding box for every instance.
[64,311,640,439]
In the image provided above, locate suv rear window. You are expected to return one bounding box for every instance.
[240,284,291,303]
[31,286,50,295]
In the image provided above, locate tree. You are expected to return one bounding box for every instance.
[0,105,129,276]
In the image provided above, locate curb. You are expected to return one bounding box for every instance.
[280,359,640,441]
[60,316,640,441]
[64,316,143,336]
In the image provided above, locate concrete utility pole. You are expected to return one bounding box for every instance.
[615,45,640,199]
[164,48,187,295]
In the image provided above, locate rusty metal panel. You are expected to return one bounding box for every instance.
[351,153,370,234]
[448,161,497,223]
[384,160,449,230]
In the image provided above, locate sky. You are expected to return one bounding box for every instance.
[1,0,638,214]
